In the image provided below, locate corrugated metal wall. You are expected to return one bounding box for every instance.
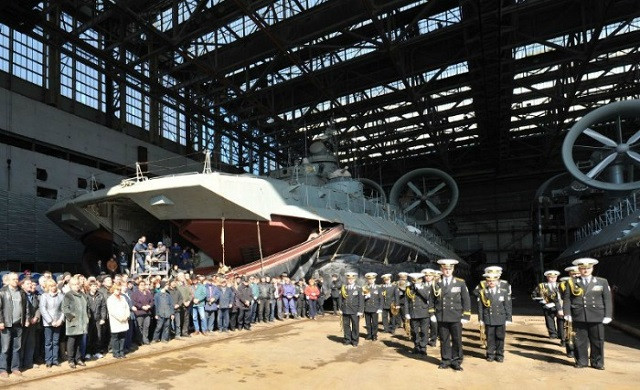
[0,189,83,268]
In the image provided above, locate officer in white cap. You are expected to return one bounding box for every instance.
[338,272,364,347]
[380,273,399,334]
[532,270,562,340]
[433,259,470,371]
[421,268,438,346]
[396,271,411,331]
[363,272,382,341]
[405,272,434,355]
[473,265,512,298]
[477,272,512,362]
[562,258,612,369]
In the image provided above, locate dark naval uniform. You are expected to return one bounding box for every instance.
[363,283,382,340]
[339,284,364,346]
[431,277,471,369]
[473,279,511,298]
[381,282,399,333]
[330,279,341,315]
[562,276,613,369]
[532,282,561,339]
[396,281,410,329]
[556,279,574,357]
[424,281,438,345]
[406,282,433,354]
[477,286,512,361]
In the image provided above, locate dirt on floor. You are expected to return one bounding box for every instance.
[1,314,639,390]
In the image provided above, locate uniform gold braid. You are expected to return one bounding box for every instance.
[539,283,557,303]
[567,278,584,297]
[479,288,491,308]
[341,285,348,299]
[382,290,387,298]
[432,283,441,297]
[405,286,416,301]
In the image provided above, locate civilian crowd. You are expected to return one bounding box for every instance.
[0,267,327,378]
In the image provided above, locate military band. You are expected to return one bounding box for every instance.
[380,273,399,334]
[405,272,434,355]
[477,272,512,362]
[532,269,562,341]
[329,255,613,371]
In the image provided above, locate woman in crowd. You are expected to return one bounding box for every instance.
[39,279,64,367]
[62,276,89,368]
[107,282,130,359]
[304,278,320,320]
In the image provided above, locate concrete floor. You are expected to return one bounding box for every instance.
[2,313,639,390]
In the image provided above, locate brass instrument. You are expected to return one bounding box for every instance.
[339,312,343,330]
[362,285,370,295]
[479,322,487,348]
[564,319,575,348]
[390,302,400,316]
[404,318,411,336]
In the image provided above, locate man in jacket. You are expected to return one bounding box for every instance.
[20,278,40,371]
[153,281,175,342]
[0,272,28,377]
[86,282,107,359]
[131,280,154,344]
[168,280,183,338]
[176,273,194,337]
[330,274,341,315]
[235,277,253,330]
[561,258,612,370]
[257,276,273,323]
[478,273,512,362]
[217,278,234,332]
[204,277,220,332]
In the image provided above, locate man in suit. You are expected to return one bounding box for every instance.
[477,273,512,362]
[338,272,364,347]
[405,273,434,355]
[532,270,562,340]
[561,258,612,370]
[431,259,470,371]
[362,273,382,341]
[380,274,398,334]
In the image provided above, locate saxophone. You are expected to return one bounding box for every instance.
[565,319,575,348]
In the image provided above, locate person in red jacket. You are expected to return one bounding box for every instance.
[304,278,321,320]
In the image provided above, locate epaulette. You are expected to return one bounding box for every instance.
[455,277,464,282]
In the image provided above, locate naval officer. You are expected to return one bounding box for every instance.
[338,272,364,347]
[477,273,512,362]
[405,272,434,355]
[431,259,471,371]
[532,270,562,340]
[561,258,612,369]
[363,272,382,341]
[380,274,399,334]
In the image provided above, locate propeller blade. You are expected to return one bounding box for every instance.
[407,181,423,196]
[628,130,640,145]
[425,200,442,215]
[586,152,617,179]
[426,182,446,197]
[583,128,618,148]
[627,150,640,164]
[403,200,422,213]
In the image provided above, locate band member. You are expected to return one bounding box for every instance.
[380,274,399,333]
[330,274,341,315]
[405,273,434,355]
[473,266,511,298]
[561,258,612,370]
[338,272,364,347]
[421,268,438,346]
[431,259,470,371]
[478,273,512,362]
[532,270,562,340]
[395,272,410,330]
[557,265,580,357]
[363,272,382,341]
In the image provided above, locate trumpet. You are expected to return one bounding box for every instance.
[479,322,487,348]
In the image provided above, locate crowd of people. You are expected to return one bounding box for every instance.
[0,268,328,378]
